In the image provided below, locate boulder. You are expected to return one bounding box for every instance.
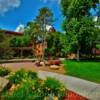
[0,77,9,92]
[50,65,59,70]
[40,62,45,66]
[48,60,61,65]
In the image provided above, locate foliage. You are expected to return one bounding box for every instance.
[62,17,98,55]
[61,0,100,60]
[42,77,66,99]
[27,71,38,80]
[9,70,36,84]
[9,69,27,84]
[0,31,14,59]
[61,0,98,19]
[10,35,31,47]
[25,22,41,42]
[2,70,66,100]
[62,13,100,59]
[46,32,68,57]
[0,67,10,76]
[46,32,61,56]
[9,69,38,84]
[3,80,41,100]
[25,7,55,60]
[96,44,100,49]
[59,34,68,56]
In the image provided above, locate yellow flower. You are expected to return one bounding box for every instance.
[16,84,20,88]
[60,87,66,91]
[47,88,51,91]
[40,80,44,85]
[22,79,27,82]
[32,87,35,90]
[44,97,47,100]
[53,96,58,100]
[38,88,41,92]
[9,84,17,92]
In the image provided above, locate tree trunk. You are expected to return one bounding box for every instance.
[76,49,80,61]
[41,37,46,61]
[20,47,23,58]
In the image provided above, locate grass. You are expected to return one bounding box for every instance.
[63,60,100,83]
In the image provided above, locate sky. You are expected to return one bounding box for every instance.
[0,0,99,32]
[0,0,63,32]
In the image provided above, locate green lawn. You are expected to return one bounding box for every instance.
[63,60,100,83]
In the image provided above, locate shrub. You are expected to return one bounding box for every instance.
[9,69,38,84]
[42,77,66,100]
[27,71,38,80]
[9,69,27,84]
[0,67,10,76]
[3,80,42,100]
[2,70,66,100]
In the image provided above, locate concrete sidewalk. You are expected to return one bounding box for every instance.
[38,71,100,100]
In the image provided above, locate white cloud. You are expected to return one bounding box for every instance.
[15,24,24,33]
[0,0,21,14]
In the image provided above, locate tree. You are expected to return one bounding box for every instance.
[24,21,42,58]
[0,31,14,59]
[25,7,55,60]
[61,0,100,61]
[46,32,61,57]
[62,17,99,60]
[59,33,68,57]
[35,7,55,60]
[10,35,31,47]
[61,0,99,19]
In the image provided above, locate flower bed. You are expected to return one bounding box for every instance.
[0,67,10,76]
[1,69,66,100]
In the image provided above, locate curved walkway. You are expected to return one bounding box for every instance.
[38,71,100,100]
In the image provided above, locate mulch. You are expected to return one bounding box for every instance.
[65,90,88,100]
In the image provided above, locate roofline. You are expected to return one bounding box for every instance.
[0,30,23,36]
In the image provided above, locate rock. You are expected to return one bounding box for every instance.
[0,77,9,92]
[67,53,76,59]
[53,60,61,65]
[40,62,45,66]
[45,61,50,66]
[50,65,59,70]
[35,60,40,66]
[48,60,61,65]
[59,58,66,61]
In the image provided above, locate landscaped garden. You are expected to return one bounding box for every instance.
[0,0,100,99]
[0,67,66,100]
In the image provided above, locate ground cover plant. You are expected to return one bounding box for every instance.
[1,69,66,100]
[0,67,10,76]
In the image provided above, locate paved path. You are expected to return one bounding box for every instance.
[38,71,100,100]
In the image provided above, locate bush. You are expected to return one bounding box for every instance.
[0,67,10,76]
[9,69,27,84]
[42,77,66,100]
[9,69,38,84]
[3,80,41,100]
[2,70,66,100]
[27,71,38,80]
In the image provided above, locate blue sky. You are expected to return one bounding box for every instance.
[0,0,99,32]
[0,0,63,32]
